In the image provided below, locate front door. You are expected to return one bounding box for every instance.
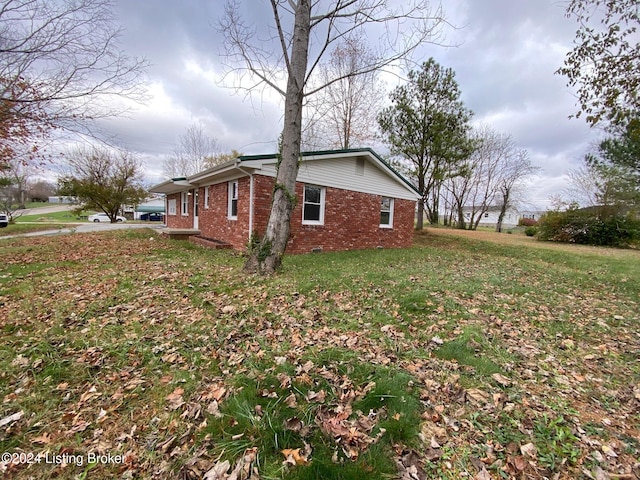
[193,189,199,229]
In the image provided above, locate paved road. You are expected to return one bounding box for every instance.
[2,205,165,240]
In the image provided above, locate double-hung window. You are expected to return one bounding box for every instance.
[204,186,210,209]
[228,181,238,219]
[302,185,325,225]
[380,197,394,228]
[181,192,189,216]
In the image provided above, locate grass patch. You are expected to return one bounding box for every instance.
[433,327,504,377]
[0,228,638,479]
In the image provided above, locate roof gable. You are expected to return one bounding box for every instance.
[239,148,420,199]
[150,148,419,200]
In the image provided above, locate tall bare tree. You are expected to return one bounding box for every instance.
[304,34,385,150]
[0,0,147,149]
[163,123,221,178]
[494,149,538,232]
[220,0,448,274]
[445,126,514,230]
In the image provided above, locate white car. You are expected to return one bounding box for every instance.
[87,213,126,223]
[0,213,8,228]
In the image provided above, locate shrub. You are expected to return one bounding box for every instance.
[537,208,640,247]
[524,226,538,236]
[518,217,538,227]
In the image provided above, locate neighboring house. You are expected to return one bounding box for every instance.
[48,196,77,204]
[461,206,546,229]
[129,198,166,220]
[149,148,420,254]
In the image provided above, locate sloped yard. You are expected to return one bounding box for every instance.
[0,229,638,479]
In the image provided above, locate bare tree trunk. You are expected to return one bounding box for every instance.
[415,198,425,230]
[244,1,311,275]
[495,190,510,232]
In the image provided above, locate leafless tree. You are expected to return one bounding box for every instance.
[304,34,385,150]
[443,126,538,232]
[494,149,538,232]
[445,126,514,230]
[220,0,449,274]
[0,0,147,137]
[563,163,603,208]
[163,123,221,178]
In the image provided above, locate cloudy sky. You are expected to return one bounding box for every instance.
[101,0,601,209]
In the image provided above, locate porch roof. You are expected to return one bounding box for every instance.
[149,178,193,195]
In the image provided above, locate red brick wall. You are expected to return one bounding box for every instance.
[198,178,251,250]
[165,175,416,254]
[165,191,194,229]
[286,184,415,253]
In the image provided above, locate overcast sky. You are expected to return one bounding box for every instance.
[100,0,601,210]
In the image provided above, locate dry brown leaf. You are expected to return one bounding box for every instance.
[281,447,310,466]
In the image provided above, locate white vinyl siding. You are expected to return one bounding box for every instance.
[251,157,417,200]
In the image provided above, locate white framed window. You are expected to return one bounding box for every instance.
[380,197,394,228]
[228,181,238,219]
[168,199,177,216]
[204,186,210,209]
[181,192,189,216]
[302,184,325,225]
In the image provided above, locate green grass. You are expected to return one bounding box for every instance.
[14,210,89,223]
[0,228,638,479]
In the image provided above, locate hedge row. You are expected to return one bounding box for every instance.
[537,209,640,247]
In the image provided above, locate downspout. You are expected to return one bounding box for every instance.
[234,160,254,242]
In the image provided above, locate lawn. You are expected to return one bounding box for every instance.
[0,229,638,479]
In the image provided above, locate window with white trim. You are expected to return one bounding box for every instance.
[380,197,394,228]
[302,184,325,225]
[228,181,238,219]
[181,192,188,216]
[204,186,210,209]
[168,199,177,216]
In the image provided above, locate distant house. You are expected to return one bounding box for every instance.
[48,196,76,204]
[149,148,420,254]
[129,198,166,220]
[461,206,545,229]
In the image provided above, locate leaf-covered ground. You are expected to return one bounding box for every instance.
[0,229,638,479]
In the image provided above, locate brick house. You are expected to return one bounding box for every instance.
[149,148,420,254]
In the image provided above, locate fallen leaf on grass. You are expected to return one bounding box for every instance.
[203,459,230,480]
[491,373,511,386]
[281,447,310,466]
[31,432,52,445]
[166,387,185,410]
[474,466,493,480]
[0,410,23,428]
[520,442,537,458]
[285,393,298,408]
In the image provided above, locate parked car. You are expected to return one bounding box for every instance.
[87,213,126,223]
[140,212,165,222]
[0,213,8,228]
